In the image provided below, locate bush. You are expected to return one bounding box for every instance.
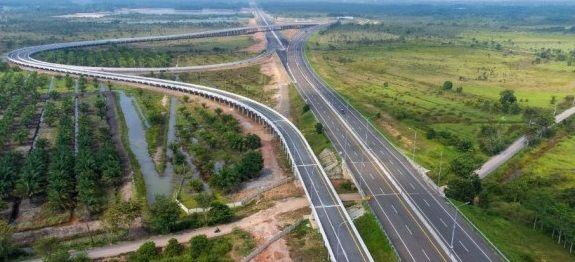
[189,235,210,259]
[207,202,234,226]
[442,80,453,90]
[148,196,181,234]
[237,150,264,180]
[131,241,158,262]
[163,238,183,257]
[244,134,261,150]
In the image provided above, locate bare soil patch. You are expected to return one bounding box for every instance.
[260,54,292,118]
[244,18,266,53]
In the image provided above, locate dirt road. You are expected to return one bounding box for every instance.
[24,197,309,261]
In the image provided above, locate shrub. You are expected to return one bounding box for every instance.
[148,196,181,234]
[163,238,183,257]
[189,235,210,259]
[131,241,158,262]
[442,80,453,90]
[208,202,234,226]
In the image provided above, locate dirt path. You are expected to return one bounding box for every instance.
[244,18,266,53]
[24,198,309,261]
[260,54,292,118]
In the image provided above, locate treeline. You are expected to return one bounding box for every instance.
[177,105,263,193]
[0,72,49,147]
[36,47,172,68]
[533,48,575,66]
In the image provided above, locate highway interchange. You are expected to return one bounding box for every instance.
[6,6,509,261]
[7,24,372,262]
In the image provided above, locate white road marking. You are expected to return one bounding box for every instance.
[439,218,448,228]
[369,173,375,180]
[459,241,470,253]
[391,204,398,214]
[422,249,431,261]
[405,224,413,235]
[409,183,416,190]
[423,198,430,207]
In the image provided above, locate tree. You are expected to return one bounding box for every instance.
[237,151,264,180]
[214,107,223,116]
[0,219,16,261]
[148,195,180,234]
[195,193,214,224]
[102,200,140,232]
[208,202,233,226]
[499,89,520,114]
[163,238,183,257]
[33,237,70,262]
[478,125,505,155]
[209,165,240,192]
[442,81,453,90]
[302,104,310,113]
[456,139,473,152]
[315,122,323,134]
[95,96,106,120]
[16,140,49,198]
[0,152,22,198]
[189,235,210,259]
[64,74,73,90]
[244,134,261,150]
[13,128,28,145]
[43,102,58,127]
[130,241,158,262]
[446,174,482,203]
[449,154,481,177]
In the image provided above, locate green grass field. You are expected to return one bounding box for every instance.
[306,24,575,182]
[458,201,575,262]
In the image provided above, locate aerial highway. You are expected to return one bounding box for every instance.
[6,26,372,262]
[18,24,312,74]
[285,25,506,262]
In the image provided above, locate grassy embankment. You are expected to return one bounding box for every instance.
[354,203,398,262]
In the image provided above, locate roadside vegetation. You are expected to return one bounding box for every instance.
[354,204,398,262]
[35,36,258,68]
[158,65,274,106]
[305,9,575,260]
[286,220,330,261]
[175,100,264,200]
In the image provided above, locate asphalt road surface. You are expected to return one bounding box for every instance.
[285,26,505,262]
[478,105,575,178]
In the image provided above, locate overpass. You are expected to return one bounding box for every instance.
[6,25,372,262]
